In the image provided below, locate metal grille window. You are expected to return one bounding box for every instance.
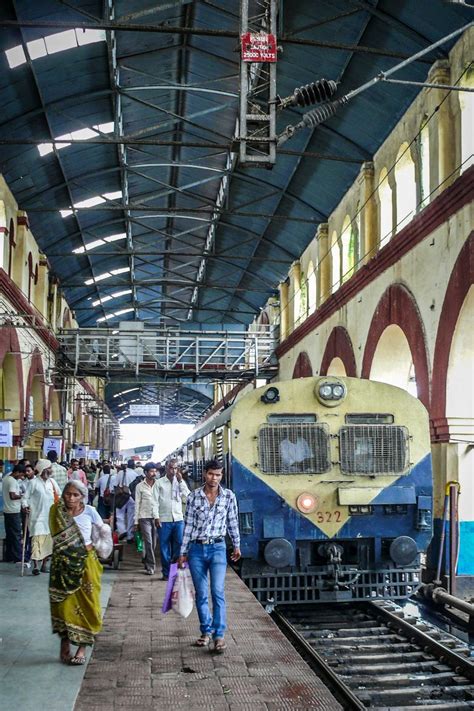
[258,423,330,474]
[339,425,409,475]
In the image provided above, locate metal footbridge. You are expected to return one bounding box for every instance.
[57,325,278,381]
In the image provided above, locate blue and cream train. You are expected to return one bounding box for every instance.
[177,376,433,604]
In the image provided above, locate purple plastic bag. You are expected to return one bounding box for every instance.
[161,562,179,613]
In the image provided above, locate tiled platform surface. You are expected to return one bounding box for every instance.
[75,548,341,711]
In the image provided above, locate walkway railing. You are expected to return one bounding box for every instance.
[57,325,278,380]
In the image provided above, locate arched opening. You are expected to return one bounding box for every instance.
[49,388,62,436]
[362,284,429,409]
[460,69,474,173]
[293,273,301,327]
[326,357,346,376]
[341,215,355,283]
[292,351,313,379]
[378,167,393,246]
[8,217,15,276]
[24,371,46,456]
[418,117,430,208]
[0,353,22,444]
[320,326,357,377]
[330,230,341,294]
[307,260,317,314]
[446,286,474,433]
[395,144,417,232]
[298,272,307,326]
[369,324,414,391]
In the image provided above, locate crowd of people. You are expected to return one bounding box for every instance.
[1,453,240,661]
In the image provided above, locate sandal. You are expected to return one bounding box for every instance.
[193,635,210,647]
[212,639,227,654]
[69,655,86,665]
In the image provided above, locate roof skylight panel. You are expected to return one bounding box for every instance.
[5,29,106,68]
[73,232,126,254]
[84,266,129,285]
[96,307,134,324]
[38,122,114,156]
[60,190,122,218]
[92,289,132,307]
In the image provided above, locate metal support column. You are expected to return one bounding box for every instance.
[239,0,277,167]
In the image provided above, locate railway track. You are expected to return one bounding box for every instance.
[273,600,474,709]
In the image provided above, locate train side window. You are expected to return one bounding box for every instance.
[258,423,330,474]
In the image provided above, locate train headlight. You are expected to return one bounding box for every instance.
[315,378,347,407]
[261,386,280,404]
[389,536,418,566]
[296,492,317,514]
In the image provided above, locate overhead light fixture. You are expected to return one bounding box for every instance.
[315,378,347,407]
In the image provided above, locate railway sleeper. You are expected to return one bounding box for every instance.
[329,659,443,674]
[292,619,377,630]
[342,670,462,688]
[357,684,474,705]
[309,632,406,644]
[320,643,421,656]
[324,650,433,664]
[299,627,395,640]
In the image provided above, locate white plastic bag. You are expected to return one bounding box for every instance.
[91,522,113,560]
[172,567,194,618]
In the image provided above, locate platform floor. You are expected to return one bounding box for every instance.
[75,547,341,710]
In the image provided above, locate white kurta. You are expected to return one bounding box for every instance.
[24,476,61,536]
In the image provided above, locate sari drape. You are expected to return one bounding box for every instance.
[49,501,103,646]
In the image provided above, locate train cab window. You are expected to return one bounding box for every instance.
[339,425,409,475]
[345,413,394,424]
[267,414,317,423]
[258,422,330,474]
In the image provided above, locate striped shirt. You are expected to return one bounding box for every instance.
[50,462,68,491]
[180,485,240,556]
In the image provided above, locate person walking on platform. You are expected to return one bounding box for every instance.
[47,450,68,491]
[23,460,61,575]
[156,458,190,580]
[67,459,88,487]
[2,464,26,562]
[49,480,106,665]
[95,464,113,519]
[178,459,240,654]
[114,460,137,543]
[134,463,158,575]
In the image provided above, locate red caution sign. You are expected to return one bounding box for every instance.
[241,32,277,63]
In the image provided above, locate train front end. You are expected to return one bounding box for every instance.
[230,376,433,605]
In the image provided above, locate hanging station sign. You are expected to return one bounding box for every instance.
[0,420,13,447]
[129,404,160,417]
[43,436,63,458]
[88,449,101,460]
[25,420,64,432]
[241,32,277,63]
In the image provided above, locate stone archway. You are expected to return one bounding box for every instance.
[362,284,430,409]
[320,326,357,377]
[292,351,313,378]
[431,233,474,440]
[0,327,24,442]
[326,357,347,376]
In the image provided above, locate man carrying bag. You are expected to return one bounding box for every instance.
[114,461,136,543]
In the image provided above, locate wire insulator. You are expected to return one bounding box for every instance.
[301,97,347,128]
[293,79,337,107]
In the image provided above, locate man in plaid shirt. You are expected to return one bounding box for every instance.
[178,459,240,654]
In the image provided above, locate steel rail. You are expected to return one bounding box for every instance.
[372,601,474,681]
[272,609,366,711]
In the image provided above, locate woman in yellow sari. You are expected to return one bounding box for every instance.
[49,480,105,665]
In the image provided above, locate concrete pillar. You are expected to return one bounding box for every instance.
[290,260,301,329]
[12,213,28,291]
[48,280,58,328]
[358,162,378,263]
[430,61,456,194]
[36,256,49,319]
[279,280,289,342]
[317,223,330,306]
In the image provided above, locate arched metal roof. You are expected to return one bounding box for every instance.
[1,0,471,330]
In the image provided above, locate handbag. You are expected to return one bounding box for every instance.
[172,566,194,618]
[161,562,179,614]
[114,472,131,509]
[91,522,114,560]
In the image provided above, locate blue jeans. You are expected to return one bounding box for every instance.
[188,541,227,639]
[159,521,184,577]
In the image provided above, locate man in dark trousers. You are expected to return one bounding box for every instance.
[2,464,26,562]
[178,459,240,654]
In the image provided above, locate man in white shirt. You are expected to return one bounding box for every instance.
[23,459,60,574]
[114,460,138,543]
[134,463,158,575]
[2,464,25,562]
[155,459,190,580]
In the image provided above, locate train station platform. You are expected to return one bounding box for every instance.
[1,547,341,710]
